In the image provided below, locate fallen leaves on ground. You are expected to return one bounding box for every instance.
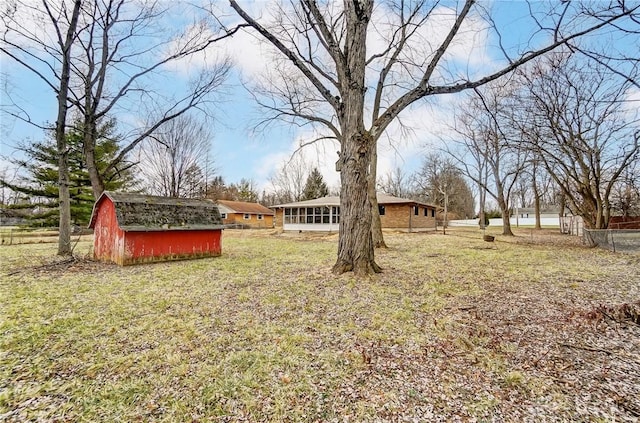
[1,228,639,422]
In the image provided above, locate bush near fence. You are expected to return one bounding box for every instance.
[583,229,640,253]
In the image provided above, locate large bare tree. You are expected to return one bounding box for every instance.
[521,53,640,229]
[227,0,639,274]
[268,154,311,204]
[2,0,82,255]
[139,114,215,198]
[68,0,238,198]
[413,153,475,222]
[611,166,640,219]
[2,1,242,202]
[450,82,529,236]
[378,167,413,199]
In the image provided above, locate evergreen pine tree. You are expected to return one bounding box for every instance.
[1,120,136,226]
[301,168,329,200]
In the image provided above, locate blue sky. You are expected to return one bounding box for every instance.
[0,29,301,190]
[2,1,638,194]
[0,50,288,187]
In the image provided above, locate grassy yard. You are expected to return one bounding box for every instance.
[1,229,639,421]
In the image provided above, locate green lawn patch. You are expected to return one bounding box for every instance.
[1,229,639,421]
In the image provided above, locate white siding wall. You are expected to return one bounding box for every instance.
[283,223,339,232]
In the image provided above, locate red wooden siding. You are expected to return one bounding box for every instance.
[121,230,221,265]
[93,197,126,264]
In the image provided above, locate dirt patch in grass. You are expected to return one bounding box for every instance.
[1,230,639,421]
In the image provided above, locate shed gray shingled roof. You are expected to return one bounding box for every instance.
[89,191,223,231]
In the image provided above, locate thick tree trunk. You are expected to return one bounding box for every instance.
[333,1,381,275]
[501,212,513,235]
[55,0,82,256]
[497,192,514,236]
[594,185,609,229]
[333,131,381,275]
[369,143,387,248]
[370,189,386,248]
[595,205,604,229]
[582,190,599,229]
[332,0,380,275]
[57,142,72,256]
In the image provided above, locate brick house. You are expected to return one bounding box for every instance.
[272,194,437,232]
[216,200,275,229]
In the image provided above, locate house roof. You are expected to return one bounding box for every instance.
[89,191,223,231]
[272,194,436,209]
[216,200,274,215]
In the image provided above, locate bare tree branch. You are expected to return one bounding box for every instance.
[229,0,341,114]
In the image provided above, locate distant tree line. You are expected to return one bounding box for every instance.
[263,154,334,206]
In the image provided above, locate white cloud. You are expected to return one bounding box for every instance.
[623,87,640,120]
[254,130,341,193]
[164,1,285,78]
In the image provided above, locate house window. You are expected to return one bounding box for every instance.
[220,213,227,219]
[424,208,428,217]
[431,209,435,217]
[283,205,338,224]
[414,206,419,216]
[243,213,250,220]
[285,208,301,224]
[378,205,385,216]
[257,214,264,220]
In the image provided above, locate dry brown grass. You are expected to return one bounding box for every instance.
[1,228,639,421]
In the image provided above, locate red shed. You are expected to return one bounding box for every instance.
[89,191,223,265]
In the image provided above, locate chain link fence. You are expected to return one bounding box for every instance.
[560,215,584,236]
[583,229,640,253]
